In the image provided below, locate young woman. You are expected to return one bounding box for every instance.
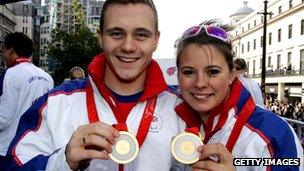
[175,21,303,171]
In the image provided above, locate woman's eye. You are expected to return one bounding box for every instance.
[208,69,220,76]
[182,70,195,76]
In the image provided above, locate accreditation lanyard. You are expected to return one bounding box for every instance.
[85,82,157,170]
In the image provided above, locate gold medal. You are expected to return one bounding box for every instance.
[109,131,139,164]
[171,132,203,164]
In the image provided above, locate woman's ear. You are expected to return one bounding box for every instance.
[229,69,237,85]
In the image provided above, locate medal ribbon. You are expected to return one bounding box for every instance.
[225,97,255,152]
[86,82,157,171]
[203,80,242,144]
[185,127,200,137]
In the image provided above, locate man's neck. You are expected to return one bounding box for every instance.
[104,64,146,96]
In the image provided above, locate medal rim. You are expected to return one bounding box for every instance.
[109,131,139,164]
[171,132,203,164]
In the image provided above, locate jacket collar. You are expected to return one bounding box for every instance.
[87,53,168,102]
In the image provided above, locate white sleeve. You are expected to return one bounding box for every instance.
[0,72,19,130]
[46,148,73,171]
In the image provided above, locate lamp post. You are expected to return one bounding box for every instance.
[258,0,272,100]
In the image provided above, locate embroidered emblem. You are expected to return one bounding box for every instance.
[149,114,163,133]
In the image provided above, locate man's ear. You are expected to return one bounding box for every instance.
[97,29,103,49]
[153,31,160,51]
[7,47,15,55]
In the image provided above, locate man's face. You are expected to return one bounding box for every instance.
[2,45,15,67]
[99,3,159,82]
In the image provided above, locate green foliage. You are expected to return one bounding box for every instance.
[49,27,102,85]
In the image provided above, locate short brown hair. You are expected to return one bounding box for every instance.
[99,0,158,32]
[234,58,247,71]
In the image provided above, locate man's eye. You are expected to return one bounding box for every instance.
[135,33,148,40]
[110,32,124,39]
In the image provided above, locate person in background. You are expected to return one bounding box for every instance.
[69,66,86,80]
[234,58,264,106]
[175,20,303,171]
[0,32,53,163]
[4,0,186,170]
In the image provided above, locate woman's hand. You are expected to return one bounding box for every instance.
[190,143,235,171]
[65,122,120,170]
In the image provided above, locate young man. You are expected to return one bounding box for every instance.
[0,33,53,159]
[4,1,185,170]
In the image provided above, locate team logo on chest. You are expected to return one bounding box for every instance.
[149,114,163,133]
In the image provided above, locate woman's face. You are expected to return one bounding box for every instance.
[178,44,235,115]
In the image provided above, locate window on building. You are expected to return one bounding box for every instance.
[287,52,292,64]
[96,7,100,15]
[22,27,25,33]
[278,6,282,14]
[91,7,94,15]
[242,27,244,33]
[23,4,28,14]
[253,60,256,74]
[234,46,238,56]
[235,30,238,36]
[247,41,250,52]
[260,36,263,47]
[278,28,281,42]
[253,39,256,50]
[289,0,293,9]
[254,20,257,26]
[260,58,262,68]
[301,19,304,35]
[246,61,250,73]
[248,23,250,30]
[268,56,272,67]
[261,16,264,23]
[269,32,272,45]
[288,24,293,39]
[277,54,281,69]
[242,44,244,53]
[300,49,304,70]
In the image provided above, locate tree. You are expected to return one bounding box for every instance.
[49,27,102,85]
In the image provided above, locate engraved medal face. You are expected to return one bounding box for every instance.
[171,132,203,164]
[109,131,139,164]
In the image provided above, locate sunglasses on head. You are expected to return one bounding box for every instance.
[181,25,231,46]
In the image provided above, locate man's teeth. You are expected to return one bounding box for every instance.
[118,56,137,62]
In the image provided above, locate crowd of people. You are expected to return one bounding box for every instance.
[0,0,303,170]
[265,97,304,122]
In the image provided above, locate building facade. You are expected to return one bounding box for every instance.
[0,4,15,73]
[230,0,304,102]
[39,0,104,72]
